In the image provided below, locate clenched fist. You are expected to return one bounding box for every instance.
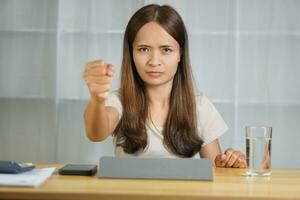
[83,60,115,103]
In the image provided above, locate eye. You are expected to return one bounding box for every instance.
[138,47,149,52]
[163,47,173,53]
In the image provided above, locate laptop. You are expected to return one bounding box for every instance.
[98,156,213,181]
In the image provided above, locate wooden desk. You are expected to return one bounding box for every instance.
[0,164,300,200]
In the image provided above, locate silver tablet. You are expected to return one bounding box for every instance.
[98,156,213,181]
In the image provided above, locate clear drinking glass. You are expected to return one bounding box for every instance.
[246,126,272,177]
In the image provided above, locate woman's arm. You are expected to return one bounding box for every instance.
[84,100,119,141]
[83,60,119,142]
[199,139,222,165]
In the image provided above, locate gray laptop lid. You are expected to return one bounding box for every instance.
[98,156,213,181]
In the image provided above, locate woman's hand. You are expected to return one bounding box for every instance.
[82,60,115,103]
[214,148,247,168]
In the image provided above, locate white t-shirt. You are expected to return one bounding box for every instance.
[105,90,228,158]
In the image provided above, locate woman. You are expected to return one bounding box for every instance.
[83,4,246,168]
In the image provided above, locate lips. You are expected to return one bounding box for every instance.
[146,71,163,77]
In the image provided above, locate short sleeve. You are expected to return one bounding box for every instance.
[196,94,228,146]
[104,90,123,120]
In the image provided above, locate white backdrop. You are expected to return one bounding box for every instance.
[0,0,299,168]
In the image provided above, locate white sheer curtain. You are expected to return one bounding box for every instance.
[0,0,299,167]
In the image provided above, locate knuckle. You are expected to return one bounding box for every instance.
[225,148,233,154]
[98,60,106,66]
[232,153,238,159]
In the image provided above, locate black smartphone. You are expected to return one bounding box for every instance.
[58,164,97,176]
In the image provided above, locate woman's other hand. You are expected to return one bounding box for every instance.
[214,148,247,168]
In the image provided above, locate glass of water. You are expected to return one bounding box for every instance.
[246,125,272,177]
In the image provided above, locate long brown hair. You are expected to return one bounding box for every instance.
[113,4,203,157]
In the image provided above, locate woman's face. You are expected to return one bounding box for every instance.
[132,22,181,88]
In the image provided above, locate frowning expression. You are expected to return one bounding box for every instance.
[132,22,181,88]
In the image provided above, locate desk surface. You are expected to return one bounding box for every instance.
[0,164,300,200]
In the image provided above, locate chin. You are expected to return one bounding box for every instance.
[145,81,163,87]
[144,79,171,88]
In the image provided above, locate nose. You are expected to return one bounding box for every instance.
[148,51,161,67]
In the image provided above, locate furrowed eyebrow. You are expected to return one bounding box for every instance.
[136,44,151,48]
[160,45,174,48]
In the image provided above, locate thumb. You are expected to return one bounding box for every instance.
[106,64,115,77]
[214,154,226,167]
